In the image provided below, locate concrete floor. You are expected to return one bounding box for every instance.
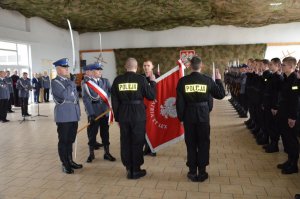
[0,98,299,199]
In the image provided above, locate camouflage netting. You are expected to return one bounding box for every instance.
[1,0,300,33]
[114,44,266,76]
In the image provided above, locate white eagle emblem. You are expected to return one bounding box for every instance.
[160,97,177,119]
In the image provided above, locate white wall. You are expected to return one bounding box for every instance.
[0,8,80,75]
[80,23,300,50]
[81,51,116,84]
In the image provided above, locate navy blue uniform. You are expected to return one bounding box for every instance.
[111,72,156,172]
[176,72,225,174]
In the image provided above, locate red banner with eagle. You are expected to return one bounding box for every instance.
[144,60,185,152]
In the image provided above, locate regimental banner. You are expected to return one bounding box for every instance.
[180,50,195,68]
[145,60,185,152]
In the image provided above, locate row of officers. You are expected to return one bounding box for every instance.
[0,71,34,121]
[51,56,225,183]
[225,56,300,175]
[0,70,51,122]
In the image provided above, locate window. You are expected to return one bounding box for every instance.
[265,44,300,61]
[0,41,30,66]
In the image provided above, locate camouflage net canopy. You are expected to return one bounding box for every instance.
[114,44,266,76]
[1,0,300,33]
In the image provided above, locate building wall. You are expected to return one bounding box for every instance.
[0,8,80,76]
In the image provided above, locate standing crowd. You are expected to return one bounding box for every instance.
[225,57,300,175]
[0,70,52,122]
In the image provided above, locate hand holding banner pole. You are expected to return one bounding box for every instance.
[77,109,111,134]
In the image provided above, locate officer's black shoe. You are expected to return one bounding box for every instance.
[187,172,198,182]
[256,137,269,145]
[95,142,104,148]
[7,110,14,113]
[295,194,300,199]
[131,169,147,179]
[198,171,209,182]
[149,152,156,157]
[70,161,83,169]
[25,113,31,117]
[62,164,74,174]
[239,114,248,118]
[244,119,251,125]
[264,144,279,153]
[103,145,116,161]
[281,163,298,174]
[2,119,9,123]
[104,153,116,161]
[86,154,95,163]
[277,160,291,170]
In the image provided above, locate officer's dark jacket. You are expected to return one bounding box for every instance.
[278,72,299,120]
[111,72,156,122]
[269,72,283,110]
[261,70,273,107]
[176,72,225,123]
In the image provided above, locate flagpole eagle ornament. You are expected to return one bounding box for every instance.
[94,32,107,64]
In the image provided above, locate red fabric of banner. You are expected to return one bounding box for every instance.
[145,63,185,152]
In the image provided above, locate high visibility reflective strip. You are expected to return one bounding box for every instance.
[118,83,138,91]
[185,84,207,93]
[264,79,267,82]
[292,86,298,90]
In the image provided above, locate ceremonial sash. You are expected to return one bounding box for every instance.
[86,80,114,124]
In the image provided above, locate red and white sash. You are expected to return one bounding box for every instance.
[86,80,114,124]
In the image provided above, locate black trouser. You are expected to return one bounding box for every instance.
[19,97,28,116]
[98,115,110,146]
[34,89,40,103]
[119,121,145,170]
[279,114,299,161]
[269,114,280,143]
[183,121,210,172]
[262,107,273,138]
[87,117,99,148]
[56,122,78,164]
[0,99,8,121]
[7,93,13,111]
[240,94,248,113]
[44,88,49,101]
[13,87,19,106]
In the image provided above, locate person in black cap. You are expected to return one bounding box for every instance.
[111,57,156,179]
[51,58,82,174]
[176,56,225,182]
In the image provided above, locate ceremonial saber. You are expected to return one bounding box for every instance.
[67,19,78,158]
[77,109,111,134]
[99,32,102,54]
[67,19,76,71]
[212,62,216,81]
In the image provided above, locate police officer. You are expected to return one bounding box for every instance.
[0,71,10,123]
[32,73,41,103]
[111,58,156,179]
[42,71,51,102]
[82,63,116,163]
[277,56,299,174]
[176,56,225,182]
[264,58,283,153]
[16,72,32,117]
[141,60,160,157]
[51,58,82,174]
[93,63,116,161]
[5,71,14,112]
